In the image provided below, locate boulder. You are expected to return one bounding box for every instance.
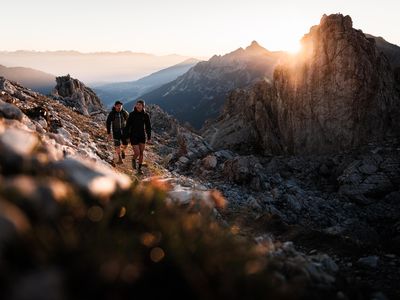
[0,99,24,121]
[202,155,217,170]
[223,155,263,185]
[357,256,379,268]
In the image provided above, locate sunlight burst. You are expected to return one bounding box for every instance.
[285,41,302,54]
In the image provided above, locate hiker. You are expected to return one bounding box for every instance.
[124,99,152,174]
[106,100,129,164]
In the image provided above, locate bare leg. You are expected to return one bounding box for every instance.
[121,144,127,158]
[132,145,140,169]
[138,143,145,164]
[115,146,121,156]
[132,145,140,160]
[115,146,122,164]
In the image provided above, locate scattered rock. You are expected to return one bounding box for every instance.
[223,155,263,185]
[50,158,130,198]
[178,156,190,164]
[357,256,380,268]
[0,127,38,156]
[202,155,217,169]
[0,99,24,120]
[248,196,262,211]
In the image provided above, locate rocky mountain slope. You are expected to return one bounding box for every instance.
[1,76,399,299]
[0,64,55,94]
[52,74,106,116]
[145,102,400,300]
[0,76,113,164]
[0,77,342,299]
[203,14,400,155]
[94,58,200,108]
[133,41,284,129]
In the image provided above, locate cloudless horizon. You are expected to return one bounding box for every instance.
[1,0,399,58]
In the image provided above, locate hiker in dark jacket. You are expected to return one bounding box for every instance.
[106,100,129,164]
[124,99,152,174]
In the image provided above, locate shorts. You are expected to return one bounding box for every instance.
[113,130,128,147]
[130,135,146,145]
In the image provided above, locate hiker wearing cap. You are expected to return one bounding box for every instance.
[124,99,152,174]
[106,100,129,164]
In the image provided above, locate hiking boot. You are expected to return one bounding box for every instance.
[121,150,125,159]
[117,155,123,164]
[137,168,143,175]
[131,159,136,170]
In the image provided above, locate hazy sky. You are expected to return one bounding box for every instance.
[1,0,399,57]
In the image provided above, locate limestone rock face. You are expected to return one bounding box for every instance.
[204,14,400,155]
[52,75,105,116]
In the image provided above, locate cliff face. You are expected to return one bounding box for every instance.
[52,74,105,116]
[204,14,400,154]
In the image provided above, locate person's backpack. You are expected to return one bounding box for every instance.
[110,109,128,122]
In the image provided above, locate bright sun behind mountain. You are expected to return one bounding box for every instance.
[286,41,302,54]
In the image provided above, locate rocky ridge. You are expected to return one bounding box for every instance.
[52,74,106,117]
[203,14,400,155]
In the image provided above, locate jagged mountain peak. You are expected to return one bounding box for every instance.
[211,41,270,62]
[180,57,202,65]
[245,40,268,53]
[320,13,353,29]
[207,42,270,64]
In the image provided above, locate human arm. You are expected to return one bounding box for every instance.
[122,109,129,121]
[106,112,113,139]
[145,113,152,141]
[106,112,113,134]
[123,113,132,139]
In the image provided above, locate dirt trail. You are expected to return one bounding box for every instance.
[112,142,170,180]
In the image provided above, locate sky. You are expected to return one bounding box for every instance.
[1,0,399,58]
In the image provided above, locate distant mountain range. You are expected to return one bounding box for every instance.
[0,51,193,83]
[93,58,200,108]
[0,64,55,94]
[128,41,285,129]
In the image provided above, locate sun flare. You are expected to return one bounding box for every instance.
[285,41,302,54]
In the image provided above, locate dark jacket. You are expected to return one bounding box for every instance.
[106,108,129,134]
[124,110,151,140]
